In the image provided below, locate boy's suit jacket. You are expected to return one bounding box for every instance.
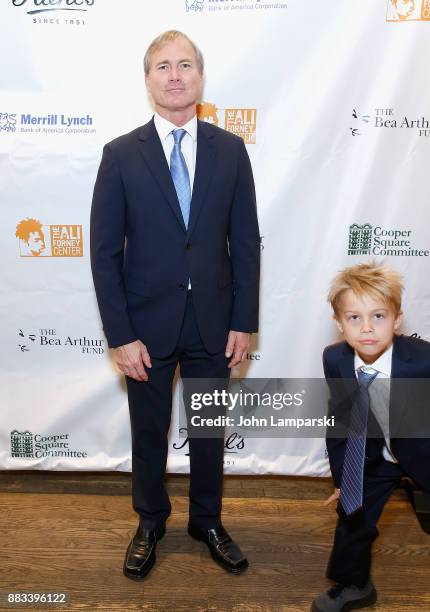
[324,335,430,493]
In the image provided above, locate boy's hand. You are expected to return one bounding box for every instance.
[323,488,340,507]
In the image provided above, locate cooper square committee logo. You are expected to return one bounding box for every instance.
[386,0,430,21]
[197,102,257,144]
[348,223,429,257]
[10,430,88,459]
[11,430,33,457]
[15,218,83,257]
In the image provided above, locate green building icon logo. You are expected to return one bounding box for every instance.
[348,223,372,255]
[11,430,34,458]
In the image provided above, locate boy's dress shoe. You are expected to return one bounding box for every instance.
[311,579,377,612]
[123,524,165,580]
[188,523,248,574]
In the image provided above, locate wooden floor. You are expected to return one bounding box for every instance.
[0,472,429,611]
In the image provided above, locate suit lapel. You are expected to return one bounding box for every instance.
[187,120,216,239]
[338,342,358,397]
[137,118,187,232]
[390,335,412,437]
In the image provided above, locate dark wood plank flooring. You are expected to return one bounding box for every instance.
[0,472,428,611]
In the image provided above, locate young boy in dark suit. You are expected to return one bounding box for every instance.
[312,262,430,612]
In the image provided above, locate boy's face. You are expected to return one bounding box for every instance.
[335,289,402,364]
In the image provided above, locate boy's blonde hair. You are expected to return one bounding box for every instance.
[328,261,404,317]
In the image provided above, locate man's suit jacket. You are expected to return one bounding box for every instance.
[90,118,260,358]
[324,335,430,493]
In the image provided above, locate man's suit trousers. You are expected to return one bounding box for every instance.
[125,290,230,531]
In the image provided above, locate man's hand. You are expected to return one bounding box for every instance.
[112,339,152,382]
[225,331,252,368]
[323,488,340,507]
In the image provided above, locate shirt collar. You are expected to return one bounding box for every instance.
[153,112,197,143]
[354,343,393,376]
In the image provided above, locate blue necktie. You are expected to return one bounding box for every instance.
[170,129,191,228]
[340,368,378,515]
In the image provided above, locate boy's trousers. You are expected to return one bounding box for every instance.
[327,455,405,588]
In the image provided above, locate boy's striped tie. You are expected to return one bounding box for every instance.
[339,368,378,515]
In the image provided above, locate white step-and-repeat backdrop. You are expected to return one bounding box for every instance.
[1,0,429,474]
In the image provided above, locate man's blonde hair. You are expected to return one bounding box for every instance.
[328,261,404,317]
[144,30,204,75]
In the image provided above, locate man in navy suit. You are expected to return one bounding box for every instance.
[90,30,260,580]
[312,262,430,612]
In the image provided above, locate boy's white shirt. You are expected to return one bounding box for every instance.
[354,343,398,463]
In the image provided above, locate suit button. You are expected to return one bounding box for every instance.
[185,243,191,250]
[179,283,186,289]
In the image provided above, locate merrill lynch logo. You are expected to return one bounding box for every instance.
[186,0,204,10]
[12,0,94,14]
[0,113,17,132]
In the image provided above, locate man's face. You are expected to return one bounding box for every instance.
[392,0,415,19]
[27,231,45,256]
[145,38,203,119]
[335,289,402,364]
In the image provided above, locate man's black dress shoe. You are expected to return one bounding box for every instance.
[188,523,248,574]
[123,524,165,581]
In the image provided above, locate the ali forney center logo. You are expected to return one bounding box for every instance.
[348,224,430,257]
[197,102,257,144]
[11,0,94,26]
[10,430,88,459]
[386,0,430,21]
[16,218,83,257]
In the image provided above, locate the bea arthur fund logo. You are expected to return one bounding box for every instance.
[10,430,88,459]
[197,102,257,144]
[16,218,83,257]
[18,328,105,355]
[386,0,430,21]
[350,107,430,138]
[11,0,94,26]
[185,0,288,13]
[348,223,430,257]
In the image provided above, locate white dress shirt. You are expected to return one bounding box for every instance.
[354,344,398,463]
[153,113,197,290]
[153,112,197,192]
